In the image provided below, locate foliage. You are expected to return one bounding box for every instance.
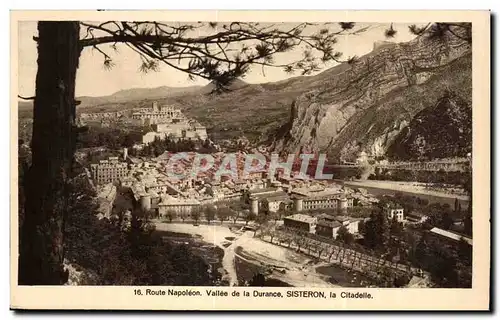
[133,135,199,157]
[216,204,234,223]
[203,204,217,223]
[248,273,267,286]
[276,202,293,220]
[165,209,177,222]
[64,175,215,285]
[386,91,472,161]
[336,225,354,245]
[243,211,256,225]
[190,207,201,223]
[358,220,366,235]
[413,232,472,288]
[463,211,472,237]
[363,209,389,252]
[253,214,270,236]
[76,125,144,150]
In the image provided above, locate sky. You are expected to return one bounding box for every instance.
[17,21,417,97]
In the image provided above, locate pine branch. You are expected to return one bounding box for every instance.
[18,95,35,100]
[78,21,370,91]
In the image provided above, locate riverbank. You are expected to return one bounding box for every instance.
[340,180,469,208]
[343,180,468,200]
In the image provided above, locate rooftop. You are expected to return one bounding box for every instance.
[317,220,342,228]
[284,213,317,224]
[265,192,291,202]
[248,187,280,195]
[429,227,473,245]
[291,186,345,200]
[316,213,336,221]
[335,216,351,222]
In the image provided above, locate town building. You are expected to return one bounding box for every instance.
[132,102,184,124]
[291,186,354,210]
[283,214,317,233]
[95,183,117,219]
[316,220,342,239]
[292,193,354,212]
[429,227,473,246]
[385,205,405,222]
[242,187,285,215]
[133,101,208,143]
[315,214,361,238]
[157,194,201,219]
[261,192,292,213]
[242,187,282,203]
[90,157,129,185]
[142,121,208,144]
[405,211,429,224]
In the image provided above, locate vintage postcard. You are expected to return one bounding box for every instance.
[10,10,490,310]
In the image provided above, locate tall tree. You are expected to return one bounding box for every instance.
[253,214,269,236]
[363,210,389,252]
[440,211,454,230]
[203,204,216,224]
[216,205,233,224]
[19,22,81,285]
[336,225,354,245]
[191,207,201,224]
[165,209,177,223]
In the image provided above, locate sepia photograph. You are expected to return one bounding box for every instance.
[10,10,490,310]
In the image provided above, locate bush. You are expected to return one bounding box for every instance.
[64,176,216,285]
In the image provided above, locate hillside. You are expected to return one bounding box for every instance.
[18,29,472,161]
[271,31,472,161]
[17,84,205,118]
[386,91,472,160]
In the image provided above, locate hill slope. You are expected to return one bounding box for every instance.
[271,32,471,161]
[386,92,472,160]
[17,84,205,117]
[18,30,472,161]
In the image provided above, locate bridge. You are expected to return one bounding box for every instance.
[324,159,470,172]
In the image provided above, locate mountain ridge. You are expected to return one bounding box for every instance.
[18,32,472,162]
[270,30,472,161]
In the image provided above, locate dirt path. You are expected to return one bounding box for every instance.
[155,222,241,285]
[155,222,337,287]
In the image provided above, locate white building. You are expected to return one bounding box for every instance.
[262,192,292,213]
[315,214,361,238]
[135,101,208,143]
[157,194,201,218]
[283,214,317,233]
[385,206,405,223]
[132,102,184,124]
[90,157,128,185]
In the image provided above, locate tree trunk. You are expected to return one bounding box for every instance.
[19,21,81,285]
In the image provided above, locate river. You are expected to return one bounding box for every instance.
[339,180,470,208]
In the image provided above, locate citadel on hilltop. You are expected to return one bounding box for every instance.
[80,101,208,144]
[132,101,184,125]
[137,102,208,143]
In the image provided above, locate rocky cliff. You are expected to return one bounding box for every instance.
[386,91,472,160]
[272,31,472,161]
